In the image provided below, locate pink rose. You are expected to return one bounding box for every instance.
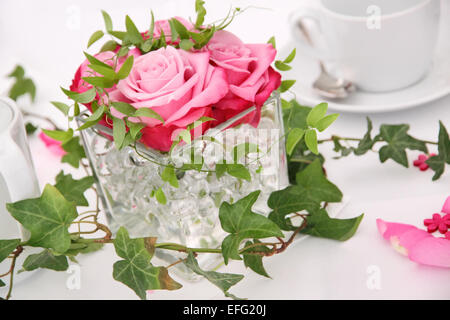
[109,46,228,152]
[206,30,281,127]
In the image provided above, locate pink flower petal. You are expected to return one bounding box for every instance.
[39,131,66,157]
[442,196,450,215]
[377,219,450,268]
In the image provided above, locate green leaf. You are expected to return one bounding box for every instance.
[306,103,328,127]
[242,240,270,278]
[111,102,136,116]
[268,159,342,230]
[87,30,104,48]
[219,191,283,264]
[315,114,339,132]
[25,123,38,135]
[279,80,296,93]
[267,36,276,49]
[354,117,375,155]
[284,100,311,131]
[41,128,73,143]
[161,166,179,188]
[61,87,96,104]
[65,241,104,257]
[6,184,78,253]
[215,163,227,180]
[133,108,164,123]
[231,142,259,162]
[426,121,450,180]
[195,0,207,28]
[113,227,182,300]
[8,78,36,102]
[101,10,113,32]
[225,164,251,181]
[50,101,70,116]
[0,279,5,287]
[176,129,191,144]
[61,137,86,168]
[124,15,143,45]
[286,128,305,156]
[378,124,427,167]
[127,121,145,140]
[274,60,291,71]
[77,104,106,131]
[82,76,116,89]
[283,48,296,63]
[22,249,69,272]
[112,117,126,149]
[184,251,244,300]
[305,129,318,154]
[8,65,25,79]
[100,40,119,52]
[179,39,195,50]
[0,239,20,263]
[54,171,94,207]
[117,55,134,80]
[302,209,364,241]
[155,187,167,205]
[117,46,129,57]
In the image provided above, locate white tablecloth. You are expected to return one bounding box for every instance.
[0,0,449,299]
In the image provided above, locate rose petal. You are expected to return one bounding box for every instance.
[442,196,450,214]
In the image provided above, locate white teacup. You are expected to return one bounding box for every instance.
[0,97,40,240]
[290,0,441,92]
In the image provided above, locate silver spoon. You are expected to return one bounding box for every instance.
[296,20,355,99]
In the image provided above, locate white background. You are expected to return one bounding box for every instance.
[0,0,449,299]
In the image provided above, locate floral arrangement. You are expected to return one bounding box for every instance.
[1,1,449,300]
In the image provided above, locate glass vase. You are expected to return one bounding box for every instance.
[78,93,288,279]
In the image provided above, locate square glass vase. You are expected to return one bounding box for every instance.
[78,93,289,279]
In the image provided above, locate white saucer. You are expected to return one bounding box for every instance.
[279,37,450,114]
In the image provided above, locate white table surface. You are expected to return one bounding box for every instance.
[0,0,449,300]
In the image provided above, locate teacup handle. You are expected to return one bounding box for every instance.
[288,6,329,61]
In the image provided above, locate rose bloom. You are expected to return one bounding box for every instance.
[109,46,228,151]
[206,30,281,127]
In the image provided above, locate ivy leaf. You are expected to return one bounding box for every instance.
[301,209,364,241]
[54,171,94,206]
[8,65,25,79]
[426,121,450,180]
[22,249,69,272]
[61,137,86,168]
[25,122,38,135]
[161,165,179,188]
[0,279,5,287]
[8,78,36,102]
[378,124,427,167]
[242,240,271,278]
[268,159,342,230]
[184,251,244,300]
[113,227,182,300]
[0,239,20,263]
[219,191,283,264]
[284,100,310,131]
[65,242,104,257]
[6,184,78,253]
[354,117,375,155]
[87,30,104,48]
